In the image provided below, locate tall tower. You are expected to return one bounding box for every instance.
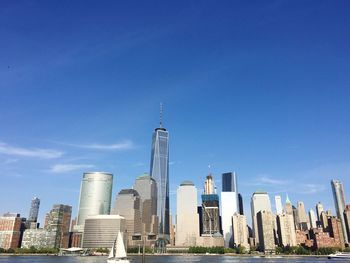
[221,172,238,247]
[75,172,113,232]
[331,179,348,243]
[275,195,283,215]
[28,197,40,228]
[150,104,170,238]
[251,191,271,244]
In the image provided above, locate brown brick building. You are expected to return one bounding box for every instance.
[0,213,22,249]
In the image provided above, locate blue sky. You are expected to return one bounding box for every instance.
[1,1,350,225]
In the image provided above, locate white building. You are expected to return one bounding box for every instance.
[275,195,283,215]
[175,181,199,246]
[251,191,272,244]
[232,213,249,249]
[309,208,317,229]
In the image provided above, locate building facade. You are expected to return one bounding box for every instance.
[175,181,199,247]
[221,172,238,247]
[149,113,170,239]
[309,209,317,229]
[75,172,113,232]
[82,215,126,248]
[275,195,283,215]
[257,210,275,253]
[232,213,249,249]
[0,213,22,249]
[27,197,40,228]
[251,191,272,244]
[331,179,348,243]
[276,213,297,247]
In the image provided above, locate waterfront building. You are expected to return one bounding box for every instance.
[221,172,238,247]
[257,210,275,253]
[175,181,200,246]
[149,105,170,239]
[238,193,244,215]
[296,201,309,230]
[27,197,40,228]
[202,174,221,236]
[112,189,142,240]
[0,213,22,249]
[276,213,297,247]
[251,191,271,244]
[316,202,324,226]
[320,210,330,230]
[275,195,283,215]
[232,213,249,249]
[75,172,113,232]
[82,215,126,248]
[21,228,57,248]
[309,209,317,229]
[328,216,345,249]
[331,179,348,243]
[133,173,158,236]
[344,205,350,243]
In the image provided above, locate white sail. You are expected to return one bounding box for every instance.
[108,240,115,259]
[115,231,127,259]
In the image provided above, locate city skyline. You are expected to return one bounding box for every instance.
[1,1,350,227]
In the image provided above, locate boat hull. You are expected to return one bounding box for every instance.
[107,259,130,263]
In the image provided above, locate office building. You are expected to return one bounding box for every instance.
[238,193,244,215]
[251,191,271,244]
[221,172,238,247]
[150,105,170,238]
[112,189,142,239]
[276,213,297,247]
[0,213,22,249]
[316,202,324,225]
[232,213,249,248]
[176,181,200,246]
[309,209,317,229]
[133,173,158,236]
[75,172,113,232]
[257,210,275,253]
[285,194,293,215]
[21,228,57,248]
[275,195,283,215]
[344,205,350,244]
[328,216,345,249]
[331,179,348,243]
[296,201,309,230]
[27,197,40,228]
[201,174,221,236]
[82,215,126,248]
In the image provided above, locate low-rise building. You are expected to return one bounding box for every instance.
[0,213,22,249]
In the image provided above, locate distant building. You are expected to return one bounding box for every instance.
[232,213,249,249]
[251,191,271,244]
[0,213,22,249]
[175,181,199,246]
[316,202,324,226]
[296,201,309,230]
[22,204,72,249]
[75,172,113,232]
[275,195,283,215]
[328,216,345,249]
[112,189,142,245]
[276,213,297,247]
[309,209,317,229]
[331,179,348,243]
[133,173,158,237]
[82,215,126,248]
[221,172,238,247]
[201,174,221,236]
[257,210,275,253]
[27,197,40,228]
[238,193,244,215]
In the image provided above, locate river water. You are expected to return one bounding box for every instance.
[0,255,334,263]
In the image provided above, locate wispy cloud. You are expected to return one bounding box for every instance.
[54,140,135,150]
[0,142,63,159]
[50,164,95,173]
[297,184,326,194]
[259,175,289,186]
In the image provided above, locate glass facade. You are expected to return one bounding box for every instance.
[331,179,348,243]
[150,127,169,237]
[222,172,237,192]
[28,197,40,222]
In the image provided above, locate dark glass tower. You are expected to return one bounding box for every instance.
[150,105,169,238]
[222,172,237,192]
[28,197,40,223]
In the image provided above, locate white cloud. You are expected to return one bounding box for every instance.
[50,164,95,173]
[259,175,289,186]
[0,142,63,159]
[55,140,135,150]
[298,184,326,194]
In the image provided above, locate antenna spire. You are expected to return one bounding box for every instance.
[160,102,163,128]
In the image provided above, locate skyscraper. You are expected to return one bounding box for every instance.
[28,197,40,227]
[221,172,239,247]
[75,172,113,232]
[251,191,272,244]
[150,105,170,238]
[257,210,275,253]
[316,202,324,226]
[275,195,283,215]
[133,173,158,236]
[238,193,244,215]
[175,181,199,246]
[343,205,350,243]
[296,201,309,230]
[276,213,297,247]
[331,179,348,243]
[309,208,317,229]
[232,213,249,249]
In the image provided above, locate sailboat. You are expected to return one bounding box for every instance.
[107,232,130,263]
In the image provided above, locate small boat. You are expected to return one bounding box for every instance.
[328,252,350,259]
[107,231,130,263]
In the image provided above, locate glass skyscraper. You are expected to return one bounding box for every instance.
[150,111,169,238]
[28,197,40,223]
[331,179,348,243]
